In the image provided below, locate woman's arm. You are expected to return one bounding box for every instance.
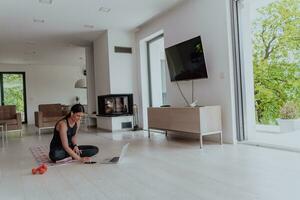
[58,121,82,161]
[71,122,81,155]
[71,121,80,146]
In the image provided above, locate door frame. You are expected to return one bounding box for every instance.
[146,33,164,107]
[230,0,247,141]
[0,72,28,123]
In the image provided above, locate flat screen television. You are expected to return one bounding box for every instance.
[165,36,208,81]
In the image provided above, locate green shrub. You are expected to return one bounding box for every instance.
[280,102,298,119]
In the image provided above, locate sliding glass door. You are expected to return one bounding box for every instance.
[0,72,27,123]
[234,0,300,149]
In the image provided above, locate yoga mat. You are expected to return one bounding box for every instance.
[29,145,76,166]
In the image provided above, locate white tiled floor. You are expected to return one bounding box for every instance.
[0,128,300,200]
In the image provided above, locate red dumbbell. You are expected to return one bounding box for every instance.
[32,163,48,175]
[32,168,37,175]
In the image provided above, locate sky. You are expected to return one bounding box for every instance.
[248,0,278,21]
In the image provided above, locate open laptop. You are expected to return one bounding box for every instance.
[100,143,129,164]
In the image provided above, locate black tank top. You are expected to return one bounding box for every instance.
[50,117,77,151]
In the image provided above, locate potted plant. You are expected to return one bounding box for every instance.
[277,102,300,132]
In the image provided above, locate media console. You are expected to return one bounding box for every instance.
[147,106,222,148]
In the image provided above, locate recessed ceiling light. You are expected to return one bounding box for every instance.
[98,7,111,13]
[33,19,45,23]
[83,24,94,29]
[39,0,53,4]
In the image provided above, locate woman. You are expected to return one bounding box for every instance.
[49,104,98,163]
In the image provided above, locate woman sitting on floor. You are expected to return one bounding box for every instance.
[49,104,98,163]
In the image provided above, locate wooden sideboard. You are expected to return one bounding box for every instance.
[147,106,222,148]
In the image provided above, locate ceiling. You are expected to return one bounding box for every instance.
[0,0,184,65]
[0,0,184,46]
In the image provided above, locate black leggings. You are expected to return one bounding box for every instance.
[49,145,99,162]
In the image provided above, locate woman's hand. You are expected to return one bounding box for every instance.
[80,157,91,163]
[73,146,82,155]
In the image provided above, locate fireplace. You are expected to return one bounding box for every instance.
[97,94,133,117]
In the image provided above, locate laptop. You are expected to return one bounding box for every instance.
[100,143,129,164]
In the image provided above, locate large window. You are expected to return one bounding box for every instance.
[0,72,27,123]
[235,0,300,149]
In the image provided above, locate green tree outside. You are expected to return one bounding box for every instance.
[3,74,24,116]
[252,0,300,124]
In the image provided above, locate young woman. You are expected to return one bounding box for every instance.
[49,104,98,163]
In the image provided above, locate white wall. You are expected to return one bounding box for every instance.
[93,30,136,131]
[93,31,111,98]
[0,44,86,66]
[107,30,135,131]
[0,63,87,124]
[93,31,111,129]
[85,46,96,114]
[135,0,236,143]
[107,30,135,94]
[93,30,135,96]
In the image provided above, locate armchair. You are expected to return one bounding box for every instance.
[0,105,22,136]
[35,104,66,135]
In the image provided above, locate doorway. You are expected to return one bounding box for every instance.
[0,72,27,123]
[147,34,167,107]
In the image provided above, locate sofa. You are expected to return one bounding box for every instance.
[0,105,22,136]
[34,104,67,135]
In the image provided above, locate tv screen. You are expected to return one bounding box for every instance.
[165,36,208,81]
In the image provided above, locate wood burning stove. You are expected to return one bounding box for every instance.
[97,94,133,117]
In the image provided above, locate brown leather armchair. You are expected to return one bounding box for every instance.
[0,105,22,136]
[35,104,66,135]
